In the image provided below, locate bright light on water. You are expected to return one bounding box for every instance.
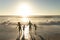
[20,25,30,40]
[21,17,29,24]
[24,25,29,39]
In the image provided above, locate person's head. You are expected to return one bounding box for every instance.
[18,22,20,24]
[29,20,31,22]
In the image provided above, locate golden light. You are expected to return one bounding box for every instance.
[21,17,29,24]
[24,25,30,39]
[21,25,30,39]
[16,2,32,17]
[15,2,33,39]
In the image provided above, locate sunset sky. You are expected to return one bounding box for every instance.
[0,0,60,16]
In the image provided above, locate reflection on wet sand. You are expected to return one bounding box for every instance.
[16,21,45,40]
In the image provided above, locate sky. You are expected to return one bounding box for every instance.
[0,0,60,16]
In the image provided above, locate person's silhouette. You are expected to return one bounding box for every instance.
[34,24,37,30]
[17,22,22,38]
[28,21,33,31]
[17,22,21,32]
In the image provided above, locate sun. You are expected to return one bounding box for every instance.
[16,2,33,23]
[16,2,32,17]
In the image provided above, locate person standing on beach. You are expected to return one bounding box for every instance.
[34,24,37,30]
[17,22,21,32]
[28,21,33,31]
[34,24,37,35]
[17,22,22,38]
[16,22,21,40]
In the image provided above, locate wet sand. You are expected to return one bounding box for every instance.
[0,24,60,40]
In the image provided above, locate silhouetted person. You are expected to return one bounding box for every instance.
[17,22,21,39]
[34,24,37,30]
[28,21,33,31]
[17,22,21,32]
